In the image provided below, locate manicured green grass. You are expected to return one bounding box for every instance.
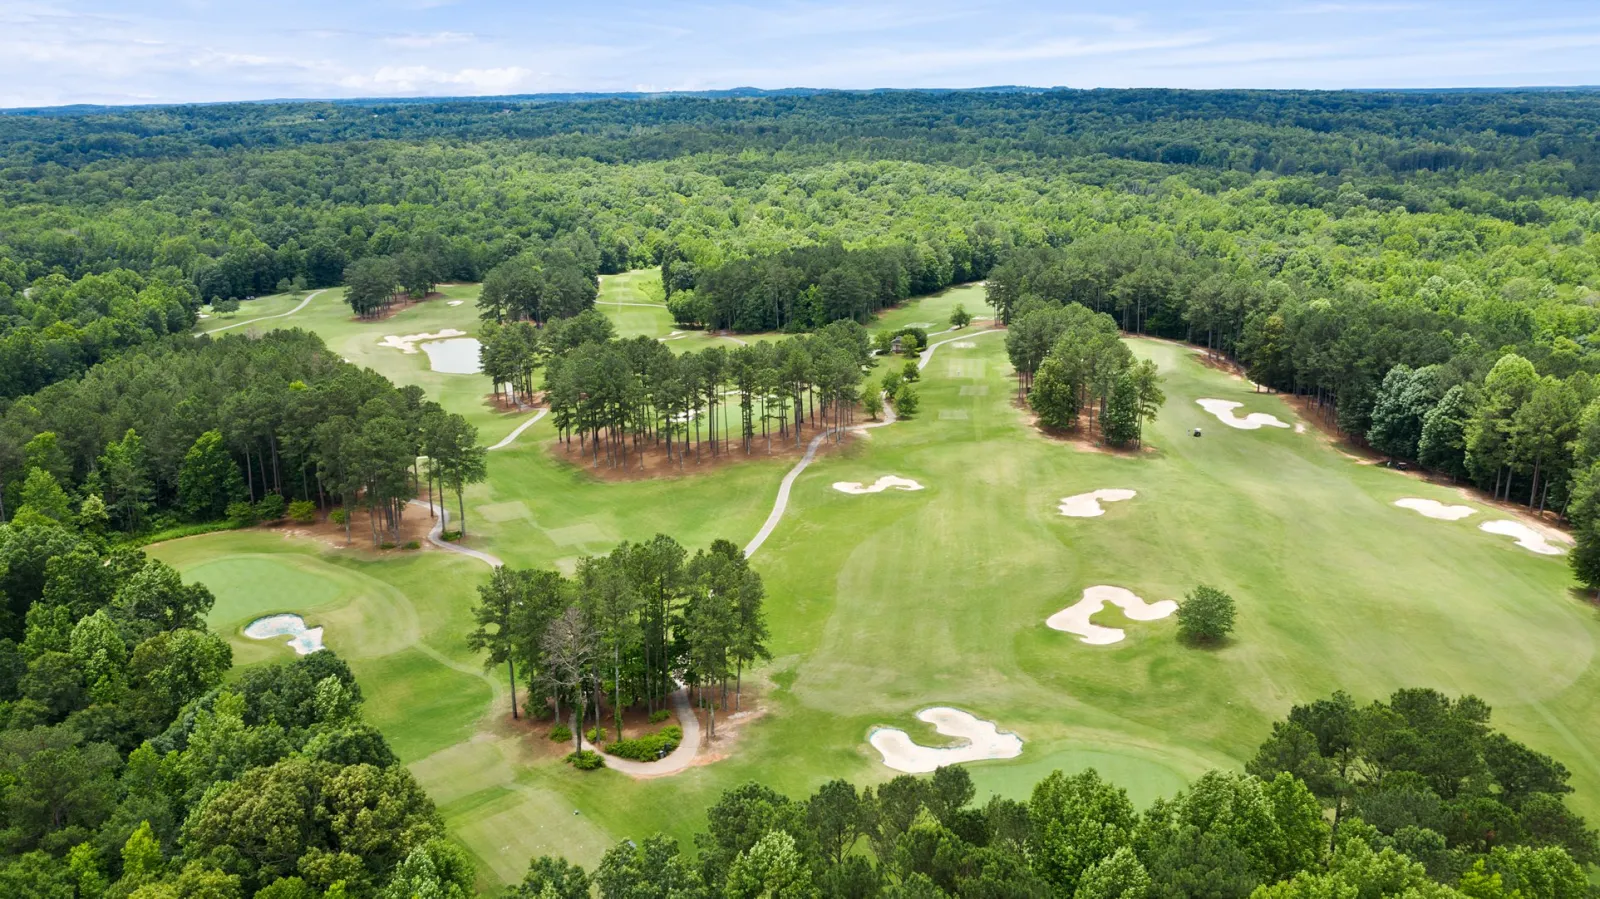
[161,284,1600,891]
[874,282,991,333]
[148,531,495,763]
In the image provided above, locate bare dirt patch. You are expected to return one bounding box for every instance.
[547,416,868,483]
[278,501,437,554]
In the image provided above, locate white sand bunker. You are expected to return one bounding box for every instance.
[243,613,325,655]
[379,329,466,353]
[1059,489,1137,518]
[869,707,1023,774]
[447,300,463,306]
[1047,586,1177,645]
[1395,498,1475,521]
[1196,399,1291,430]
[1480,520,1565,556]
[833,476,925,494]
[419,337,482,374]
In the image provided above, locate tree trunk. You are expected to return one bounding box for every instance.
[509,656,519,720]
[457,486,467,537]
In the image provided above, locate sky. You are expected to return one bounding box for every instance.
[5,1,1600,108]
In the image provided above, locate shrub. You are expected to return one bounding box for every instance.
[287,499,317,524]
[403,540,421,550]
[255,493,286,522]
[441,530,462,541]
[329,508,348,526]
[566,750,605,770]
[606,725,683,762]
[950,304,973,328]
[549,724,572,743]
[380,542,396,550]
[226,501,257,527]
[1177,584,1236,645]
[649,709,672,724]
[585,726,607,744]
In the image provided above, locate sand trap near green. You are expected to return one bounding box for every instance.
[833,475,925,494]
[1480,520,1565,555]
[244,613,325,654]
[1047,586,1177,645]
[379,329,467,353]
[1395,498,1475,521]
[1059,489,1137,518]
[1196,398,1291,430]
[869,708,1023,774]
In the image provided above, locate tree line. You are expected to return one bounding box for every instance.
[1005,302,1166,447]
[0,330,486,549]
[511,687,1594,899]
[668,239,1000,333]
[0,510,468,897]
[469,534,770,755]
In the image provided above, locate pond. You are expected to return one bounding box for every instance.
[420,337,482,374]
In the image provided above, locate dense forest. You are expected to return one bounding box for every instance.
[0,518,464,896]
[0,330,484,550]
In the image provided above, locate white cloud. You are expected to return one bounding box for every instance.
[340,65,539,94]
[383,31,475,48]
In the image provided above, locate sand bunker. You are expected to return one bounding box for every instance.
[833,475,925,494]
[243,613,325,655]
[1047,585,1177,645]
[1059,489,1137,518]
[1196,399,1291,430]
[447,300,463,306]
[1480,520,1565,556]
[379,329,466,354]
[1395,498,1475,521]
[419,337,482,374]
[869,707,1023,774]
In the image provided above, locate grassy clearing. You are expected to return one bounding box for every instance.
[161,283,1600,890]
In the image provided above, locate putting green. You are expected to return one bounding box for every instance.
[161,284,1600,889]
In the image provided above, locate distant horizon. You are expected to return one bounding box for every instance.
[8,82,1600,115]
[7,1,1600,109]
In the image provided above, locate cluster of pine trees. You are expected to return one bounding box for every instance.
[0,513,465,897]
[1004,302,1166,447]
[469,535,769,753]
[669,239,1001,332]
[0,331,484,547]
[512,690,1593,899]
[481,309,879,468]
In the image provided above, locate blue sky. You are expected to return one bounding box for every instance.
[5,1,1600,108]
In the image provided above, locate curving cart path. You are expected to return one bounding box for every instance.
[407,499,504,568]
[599,686,704,776]
[743,326,1003,559]
[199,290,326,335]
